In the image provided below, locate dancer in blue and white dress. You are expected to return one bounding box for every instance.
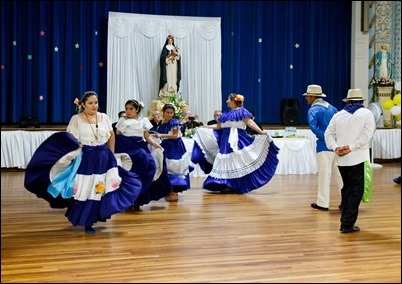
[153,103,193,201]
[115,99,172,207]
[24,91,142,234]
[193,93,279,194]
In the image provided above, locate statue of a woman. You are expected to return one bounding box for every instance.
[375,45,393,79]
[159,35,181,97]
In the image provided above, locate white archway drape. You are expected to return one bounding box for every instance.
[107,12,222,124]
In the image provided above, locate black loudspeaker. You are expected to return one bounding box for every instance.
[281,98,300,126]
[20,115,40,128]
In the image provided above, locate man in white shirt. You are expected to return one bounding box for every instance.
[325,89,376,234]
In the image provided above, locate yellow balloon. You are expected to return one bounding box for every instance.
[393,93,401,105]
[382,99,394,110]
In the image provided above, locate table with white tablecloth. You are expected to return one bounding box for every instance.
[371,128,401,159]
[1,130,60,169]
[267,128,401,160]
[271,137,318,175]
[2,128,400,171]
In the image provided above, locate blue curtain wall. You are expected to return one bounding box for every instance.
[1,1,351,125]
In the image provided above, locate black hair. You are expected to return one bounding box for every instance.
[118,110,126,118]
[125,99,143,114]
[76,91,98,113]
[162,103,175,112]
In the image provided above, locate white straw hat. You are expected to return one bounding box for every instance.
[342,89,366,102]
[302,84,326,97]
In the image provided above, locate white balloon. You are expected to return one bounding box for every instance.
[390,105,401,116]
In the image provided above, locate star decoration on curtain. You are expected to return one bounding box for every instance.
[54,46,59,52]
[40,30,45,36]
[258,38,262,43]
[95,31,98,35]
[1,65,5,70]
[289,64,294,69]
[39,95,44,101]
[13,41,16,46]
[75,43,80,49]
[27,54,32,60]
[98,62,104,67]
[295,43,300,48]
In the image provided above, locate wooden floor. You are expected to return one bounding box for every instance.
[1,164,401,283]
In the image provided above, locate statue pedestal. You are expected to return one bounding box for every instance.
[376,86,394,127]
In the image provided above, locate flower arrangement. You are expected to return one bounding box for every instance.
[158,89,189,121]
[184,127,197,138]
[370,77,395,87]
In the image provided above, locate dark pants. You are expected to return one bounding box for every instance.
[338,162,365,229]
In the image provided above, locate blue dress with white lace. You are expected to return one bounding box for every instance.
[200,107,279,193]
[114,117,172,205]
[157,118,193,192]
[24,113,143,228]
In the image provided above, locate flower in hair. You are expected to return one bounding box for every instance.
[73,97,80,107]
[234,94,244,102]
[139,101,145,108]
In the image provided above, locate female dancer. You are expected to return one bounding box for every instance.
[154,103,193,201]
[193,93,279,193]
[24,91,142,234]
[115,99,172,207]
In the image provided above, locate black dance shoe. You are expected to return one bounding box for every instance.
[85,226,96,234]
[311,203,329,211]
[341,226,360,234]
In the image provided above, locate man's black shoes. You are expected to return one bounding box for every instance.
[311,203,329,211]
[340,226,360,234]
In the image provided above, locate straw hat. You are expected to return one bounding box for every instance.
[342,89,366,102]
[302,85,326,97]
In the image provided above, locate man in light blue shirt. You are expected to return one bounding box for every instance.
[303,84,343,211]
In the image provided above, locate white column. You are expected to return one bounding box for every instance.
[351,1,370,105]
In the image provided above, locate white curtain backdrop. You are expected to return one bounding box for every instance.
[107,12,222,124]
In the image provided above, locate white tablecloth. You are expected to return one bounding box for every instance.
[2,128,400,170]
[272,137,317,175]
[267,128,401,160]
[1,130,60,169]
[371,128,401,159]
